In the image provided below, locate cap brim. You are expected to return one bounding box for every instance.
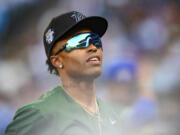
[72,16,108,37]
[54,16,108,43]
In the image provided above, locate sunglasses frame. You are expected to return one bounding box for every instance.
[54,32,102,55]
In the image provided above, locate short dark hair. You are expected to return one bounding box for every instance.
[46,59,59,76]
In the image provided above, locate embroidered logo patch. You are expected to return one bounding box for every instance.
[45,29,54,44]
[71,12,86,22]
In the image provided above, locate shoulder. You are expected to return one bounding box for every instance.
[22,86,65,114]
[4,86,63,135]
[4,104,45,135]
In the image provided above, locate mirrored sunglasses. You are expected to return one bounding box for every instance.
[54,32,102,55]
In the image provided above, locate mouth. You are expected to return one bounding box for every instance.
[86,55,101,65]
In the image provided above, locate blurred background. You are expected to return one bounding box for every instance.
[0,0,180,134]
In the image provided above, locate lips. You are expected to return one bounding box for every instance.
[86,55,101,65]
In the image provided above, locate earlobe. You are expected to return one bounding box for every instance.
[59,65,63,69]
[50,56,63,68]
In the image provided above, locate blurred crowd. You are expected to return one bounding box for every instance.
[0,0,180,134]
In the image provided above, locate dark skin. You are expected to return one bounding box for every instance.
[50,29,103,114]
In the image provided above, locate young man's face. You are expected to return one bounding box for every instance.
[51,29,103,80]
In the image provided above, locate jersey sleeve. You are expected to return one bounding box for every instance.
[4,105,50,135]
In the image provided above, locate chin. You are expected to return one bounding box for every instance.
[87,69,102,79]
[71,66,102,80]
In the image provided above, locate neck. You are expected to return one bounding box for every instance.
[61,76,97,114]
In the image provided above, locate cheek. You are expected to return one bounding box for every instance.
[66,58,83,70]
[63,52,85,72]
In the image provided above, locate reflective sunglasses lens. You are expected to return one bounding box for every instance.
[65,32,102,52]
[66,33,90,52]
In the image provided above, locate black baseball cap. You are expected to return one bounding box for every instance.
[43,11,108,60]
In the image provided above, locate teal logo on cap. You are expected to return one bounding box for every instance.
[71,12,86,22]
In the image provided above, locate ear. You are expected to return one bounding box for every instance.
[50,55,63,68]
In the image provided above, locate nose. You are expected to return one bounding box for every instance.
[87,43,97,53]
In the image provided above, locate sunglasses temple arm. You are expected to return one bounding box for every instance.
[55,44,66,55]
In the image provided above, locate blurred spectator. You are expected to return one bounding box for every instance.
[132,16,169,51]
[104,58,157,134]
[105,59,137,105]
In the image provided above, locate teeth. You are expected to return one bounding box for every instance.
[90,57,98,61]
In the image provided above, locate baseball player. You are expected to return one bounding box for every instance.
[4,11,120,135]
